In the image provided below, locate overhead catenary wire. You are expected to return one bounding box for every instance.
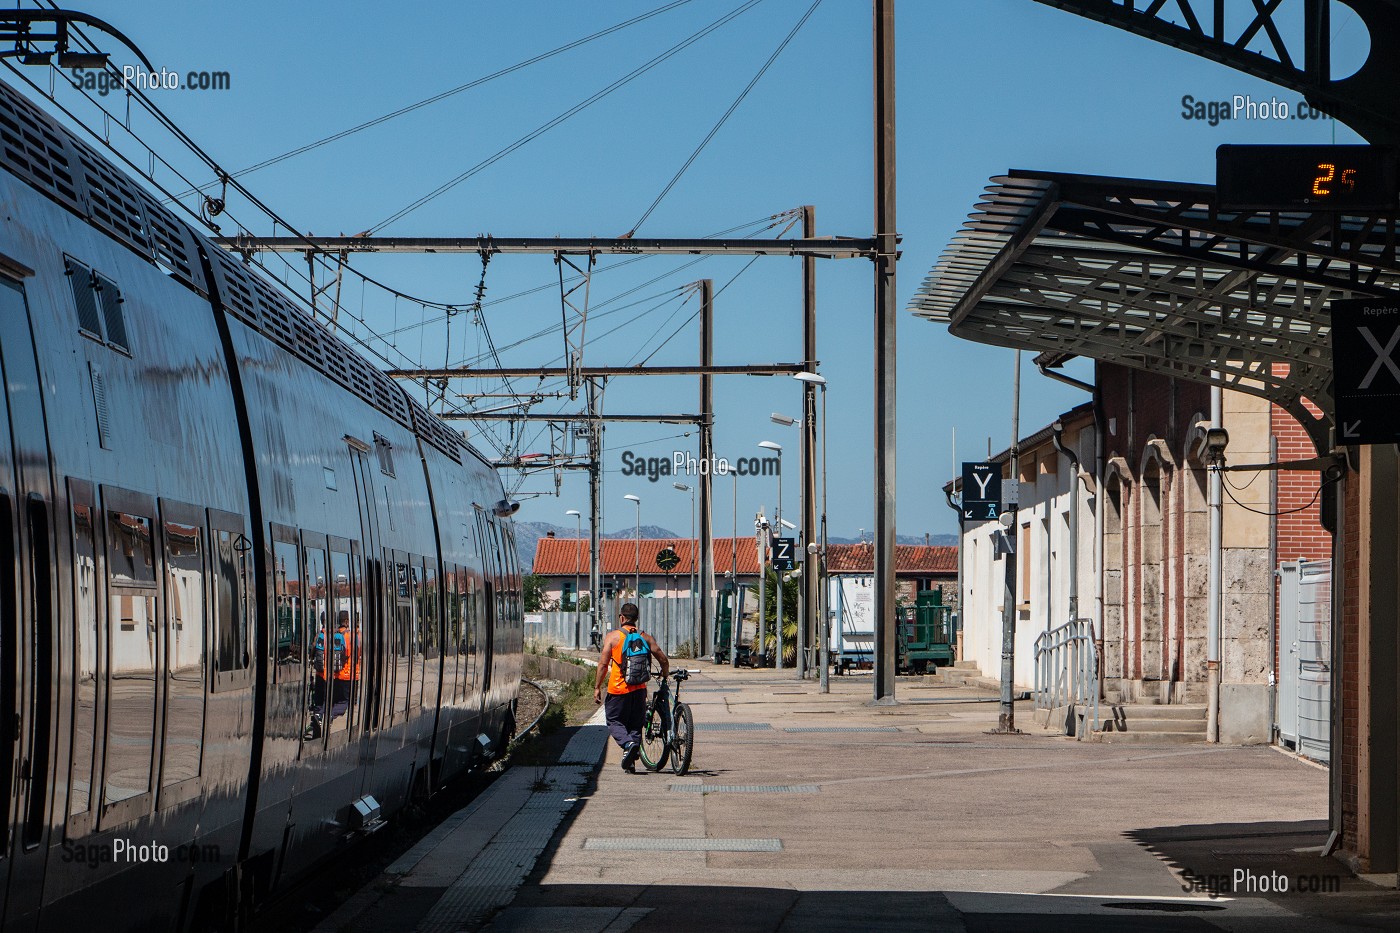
[627,0,824,236]
[368,0,766,234]
[165,0,701,199]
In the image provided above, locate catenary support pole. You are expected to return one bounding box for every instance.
[871,0,898,705]
[801,205,818,680]
[997,350,1021,732]
[588,378,604,635]
[699,280,715,659]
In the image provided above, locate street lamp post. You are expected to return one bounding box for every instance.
[566,509,582,648]
[623,494,641,599]
[794,371,828,691]
[674,482,696,645]
[769,414,808,676]
[758,440,783,670]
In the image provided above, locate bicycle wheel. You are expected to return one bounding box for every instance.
[637,697,669,771]
[669,702,694,775]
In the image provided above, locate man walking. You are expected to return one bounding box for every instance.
[594,602,669,773]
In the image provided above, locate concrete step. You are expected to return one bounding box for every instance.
[1104,704,1208,720]
[951,660,981,671]
[1100,718,1208,734]
[1096,730,1205,745]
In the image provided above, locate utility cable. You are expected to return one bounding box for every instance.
[627,0,822,235]
[369,0,765,233]
[166,0,699,198]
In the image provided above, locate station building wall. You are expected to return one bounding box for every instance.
[954,406,1097,689]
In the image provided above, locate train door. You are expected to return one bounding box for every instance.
[344,443,381,750]
[471,510,498,714]
[0,270,58,931]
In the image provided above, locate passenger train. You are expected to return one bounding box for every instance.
[0,74,523,931]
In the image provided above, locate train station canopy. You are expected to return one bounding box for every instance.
[908,169,1400,452]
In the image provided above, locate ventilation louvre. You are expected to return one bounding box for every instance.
[89,362,110,449]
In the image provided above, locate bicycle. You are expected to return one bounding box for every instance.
[637,668,693,775]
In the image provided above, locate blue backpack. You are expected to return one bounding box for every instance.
[620,628,651,686]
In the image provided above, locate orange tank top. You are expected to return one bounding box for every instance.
[607,625,647,695]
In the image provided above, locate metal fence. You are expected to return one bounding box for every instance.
[1033,617,1099,736]
[526,597,700,655]
[1278,559,1331,763]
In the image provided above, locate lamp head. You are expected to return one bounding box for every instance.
[623,494,641,504]
[565,509,580,517]
[757,440,782,453]
[793,371,826,386]
[770,412,796,426]
[673,482,691,492]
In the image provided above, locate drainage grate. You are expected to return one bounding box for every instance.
[669,784,819,794]
[782,726,900,733]
[695,722,772,731]
[584,837,782,852]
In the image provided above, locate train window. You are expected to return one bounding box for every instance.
[107,509,155,589]
[68,481,99,825]
[93,272,129,353]
[160,507,205,795]
[393,558,413,719]
[410,560,424,709]
[374,433,395,477]
[421,560,439,708]
[273,539,302,679]
[327,549,357,735]
[461,568,476,696]
[304,544,329,740]
[444,564,459,703]
[210,516,252,687]
[65,256,103,339]
[103,498,158,812]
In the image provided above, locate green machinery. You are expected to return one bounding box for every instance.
[712,588,735,664]
[896,588,956,674]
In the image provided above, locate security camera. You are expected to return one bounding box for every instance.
[1204,427,1229,462]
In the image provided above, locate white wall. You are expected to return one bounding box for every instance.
[958,421,1099,689]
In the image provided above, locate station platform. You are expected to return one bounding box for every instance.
[314,662,1400,932]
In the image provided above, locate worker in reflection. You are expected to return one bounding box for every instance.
[305,611,346,740]
[330,611,360,723]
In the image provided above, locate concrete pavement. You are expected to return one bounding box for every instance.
[317,661,1400,932]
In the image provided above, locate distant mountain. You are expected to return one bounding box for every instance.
[603,524,681,540]
[827,533,958,547]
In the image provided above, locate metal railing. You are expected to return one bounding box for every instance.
[1033,618,1099,736]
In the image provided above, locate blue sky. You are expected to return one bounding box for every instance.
[22,0,1367,539]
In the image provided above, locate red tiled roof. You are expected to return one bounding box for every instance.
[533,538,956,577]
[824,544,957,575]
[533,537,763,576]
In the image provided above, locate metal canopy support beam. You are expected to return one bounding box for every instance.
[871,0,898,705]
[215,235,877,259]
[908,170,1400,455]
[389,364,803,378]
[1032,0,1400,144]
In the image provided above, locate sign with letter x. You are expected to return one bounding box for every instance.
[1332,298,1400,445]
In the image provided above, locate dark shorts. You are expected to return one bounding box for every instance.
[604,688,647,748]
